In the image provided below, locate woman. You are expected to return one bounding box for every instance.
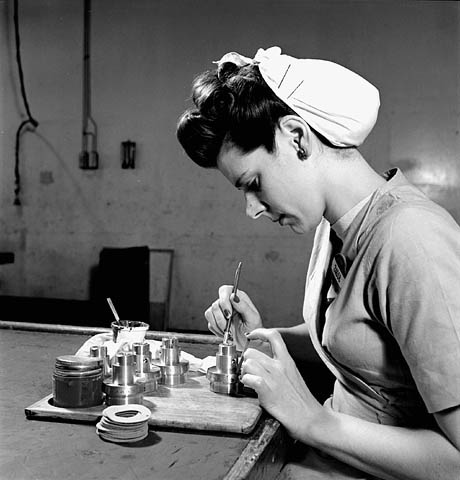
[176,47,460,479]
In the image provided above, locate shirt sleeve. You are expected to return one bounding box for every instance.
[372,202,460,413]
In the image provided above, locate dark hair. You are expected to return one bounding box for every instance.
[176,62,296,168]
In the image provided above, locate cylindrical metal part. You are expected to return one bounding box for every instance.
[218,343,235,356]
[112,352,135,385]
[157,363,188,386]
[162,337,178,349]
[207,342,242,396]
[206,368,240,395]
[102,381,144,406]
[135,370,158,394]
[133,342,152,374]
[53,372,103,407]
[133,342,150,355]
[55,355,103,370]
[116,352,135,368]
[160,337,180,365]
[89,345,99,357]
[152,337,188,386]
[53,355,103,408]
[216,343,238,373]
[89,345,111,377]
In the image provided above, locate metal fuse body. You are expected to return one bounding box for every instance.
[103,352,144,405]
[207,342,240,395]
[152,337,189,386]
[89,345,111,378]
[132,342,159,394]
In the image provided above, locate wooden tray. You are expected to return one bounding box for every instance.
[25,372,262,434]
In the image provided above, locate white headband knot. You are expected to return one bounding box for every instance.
[214,46,380,147]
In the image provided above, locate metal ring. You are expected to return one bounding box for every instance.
[102,404,151,424]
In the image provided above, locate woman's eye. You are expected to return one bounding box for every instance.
[247,178,260,192]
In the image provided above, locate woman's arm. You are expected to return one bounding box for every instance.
[241,328,460,480]
[308,402,460,480]
[277,323,318,362]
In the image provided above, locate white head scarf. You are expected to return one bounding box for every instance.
[214,47,380,147]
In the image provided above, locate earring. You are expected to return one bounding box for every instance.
[297,147,308,161]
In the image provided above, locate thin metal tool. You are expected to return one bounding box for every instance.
[223,262,242,345]
[106,297,121,325]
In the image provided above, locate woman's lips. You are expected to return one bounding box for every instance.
[270,214,288,225]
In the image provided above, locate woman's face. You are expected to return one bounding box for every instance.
[216,131,326,234]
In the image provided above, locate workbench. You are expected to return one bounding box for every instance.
[0,321,289,480]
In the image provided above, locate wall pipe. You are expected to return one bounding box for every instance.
[79,0,98,169]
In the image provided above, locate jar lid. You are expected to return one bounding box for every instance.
[53,368,102,378]
[55,355,103,371]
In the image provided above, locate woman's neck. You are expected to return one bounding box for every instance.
[322,150,386,224]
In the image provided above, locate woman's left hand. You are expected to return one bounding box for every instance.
[240,328,323,441]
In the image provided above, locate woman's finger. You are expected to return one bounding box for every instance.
[240,372,265,392]
[207,321,221,338]
[218,285,234,318]
[246,328,288,360]
[204,301,226,336]
[204,305,216,334]
[240,356,270,379]
[242,347,275,370]
[211,299,228,333]
[229,290,257,317]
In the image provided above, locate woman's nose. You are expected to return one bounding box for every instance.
[245,192,266,219]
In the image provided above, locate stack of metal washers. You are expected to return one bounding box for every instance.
[96,404,151,443]
[53,355,104,408]
[152,337,189,386]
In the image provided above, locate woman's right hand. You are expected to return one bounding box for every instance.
[204,285,263,350]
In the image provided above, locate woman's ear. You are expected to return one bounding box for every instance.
[278,115,313,161]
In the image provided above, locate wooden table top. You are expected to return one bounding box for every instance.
[0,324,286,480]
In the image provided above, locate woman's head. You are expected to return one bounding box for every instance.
[177,48,381,231]
[176,62,297,168]
[177,47,380,168]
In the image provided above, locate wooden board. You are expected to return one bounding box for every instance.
[25,372,262,434]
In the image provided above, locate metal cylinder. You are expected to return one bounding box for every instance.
[131,343,158,394]
[53,355,103,408]
[103,351,150,405]
[216,343,238,372]
[160,337,180,365]
[112,352,135,385]
[102,382,144,406]
[135,369,159,395]
[152,337,189,386]
[133,342,152,375]
[89,345,111,377]
[158,363,188,386]
[207,343,241,396]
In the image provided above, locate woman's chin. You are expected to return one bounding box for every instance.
[290,225,305,234]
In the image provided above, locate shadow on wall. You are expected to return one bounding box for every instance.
[89,246,150,326]
[0,246,168,330]
[89,246,175,331]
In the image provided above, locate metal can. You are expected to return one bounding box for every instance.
[52,355,103,408]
